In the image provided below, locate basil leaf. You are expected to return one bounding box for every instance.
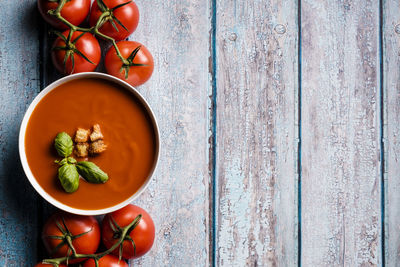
[76,161,109,184]
[54,132,73,157]
[58,164,79,193]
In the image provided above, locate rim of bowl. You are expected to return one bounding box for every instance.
[18,72,160,215]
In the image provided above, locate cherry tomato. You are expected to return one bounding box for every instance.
[38,0,90,29]
[51,30,101,74]
[102,204,155,259]
[83,255,129,267]
[35,264,67,267]
[42,212,100,263]
[89,0,140,41]
[105,41,154,87]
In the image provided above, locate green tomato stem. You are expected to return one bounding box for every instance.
[48,0,90,32]
[94,29,130,65]
[93,10,110,30]
[54,0,66,13]
[49,10,92,32]
[65,235,77,257]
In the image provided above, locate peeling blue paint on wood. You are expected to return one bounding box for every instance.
[383,0,400,266]
[127,1,212,266]
[301,0,381,265]
[0,1,41,266]
[214,1,299,265]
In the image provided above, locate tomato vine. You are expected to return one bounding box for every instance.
[48,0,133,72]
[42,214,142,267]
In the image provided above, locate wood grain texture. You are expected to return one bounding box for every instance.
[124,1,212,266]
[214,1,299,265]
[383,1,400,266]
[301,0,381,265]
[0,1,41,266]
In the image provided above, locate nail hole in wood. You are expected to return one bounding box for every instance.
[274,24,286,34]
[228,33,237,41]
[395,24,400,34]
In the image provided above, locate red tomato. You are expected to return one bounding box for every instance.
[89,0,139,41]
[83,255,129,267]
[102,204,155,259]
[38,0,90,29]
[35,264,67,267]
[51,30,101,74]
[42,212,100,263]
[105,41,154,87]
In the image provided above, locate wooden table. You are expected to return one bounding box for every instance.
[1,0,400,266]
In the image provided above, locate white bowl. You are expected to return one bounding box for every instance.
[19,72,160,215]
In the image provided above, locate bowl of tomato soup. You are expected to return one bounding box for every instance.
[19,72,159,215]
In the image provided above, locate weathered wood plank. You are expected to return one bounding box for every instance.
[301,0,381,265]
[214,1,299,265]
[383,1,400,266]
[125,1,212,266]
[0,1,41,266]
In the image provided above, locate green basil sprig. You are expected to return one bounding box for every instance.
[54,132,73,157]
[53,132,109,193]
[76,161,109,184]
[58,163,79,193]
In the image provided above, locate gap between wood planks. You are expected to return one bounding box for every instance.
[208,0,217,266]
[297,0,302,266]
[378,0,385,265]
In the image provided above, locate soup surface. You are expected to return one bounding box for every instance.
[25,78,156,210]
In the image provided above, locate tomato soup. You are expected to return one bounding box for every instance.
[25,78,157,210]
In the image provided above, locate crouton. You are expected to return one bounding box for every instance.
[90,124,104,141]
[75,128,90,143]
[89,140,107,154]
[74,142,89,158]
